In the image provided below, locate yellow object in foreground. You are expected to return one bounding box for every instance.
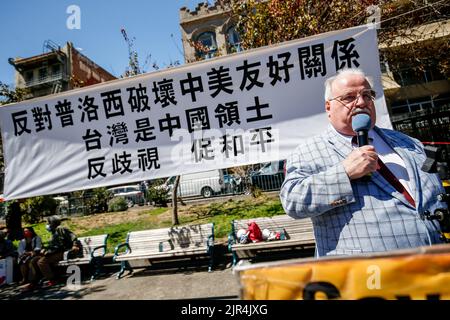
[235,244,450,300]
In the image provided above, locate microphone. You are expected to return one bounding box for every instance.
[351,113,371,147]
[351,113,372,181]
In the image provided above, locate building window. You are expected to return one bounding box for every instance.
[227,26,241,53]
[433,93,450,109]
[38,67,48,81]
[424,67,446,83]
[25,71,34,84]
[393,64,446,86]
[51,64,61,76]
[390,96,444,115]
[195,31,217,60]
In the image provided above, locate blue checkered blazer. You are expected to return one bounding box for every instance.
[280,125,446,257]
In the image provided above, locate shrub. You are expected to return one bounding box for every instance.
[85,187,111,214]
[20,196,59,223]
[147,179,169,207]
[108,197,128,212]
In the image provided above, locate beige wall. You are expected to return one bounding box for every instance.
[180,1,235,63]
[12,42,116,98]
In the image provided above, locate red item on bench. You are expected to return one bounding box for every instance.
[247,222,263,243]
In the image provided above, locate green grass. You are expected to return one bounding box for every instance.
[76,208,172,253]
[78,220,173,253]
[177,198,285,239]
[29,222,52,244]
[22,197,285,253]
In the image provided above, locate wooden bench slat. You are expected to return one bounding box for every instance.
[113,223,215,277]
[115,248,209,261]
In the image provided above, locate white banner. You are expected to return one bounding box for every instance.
[0,25,390,200]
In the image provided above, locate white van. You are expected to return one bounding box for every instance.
[53,196,69,215]
[107,184,145,206]
[161,169,224,198]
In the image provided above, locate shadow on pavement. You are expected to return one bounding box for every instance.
[0,281,108,300]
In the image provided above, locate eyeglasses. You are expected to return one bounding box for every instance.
[328,89,376,106]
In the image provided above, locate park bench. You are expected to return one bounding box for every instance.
[228,215,315,265]
[113,223,215,279]
[57,234,109,280]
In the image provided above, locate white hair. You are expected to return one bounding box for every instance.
[324,68,374,101]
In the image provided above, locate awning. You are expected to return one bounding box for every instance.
[381,73,401,91]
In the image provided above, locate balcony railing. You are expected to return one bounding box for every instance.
[24,72,64,87]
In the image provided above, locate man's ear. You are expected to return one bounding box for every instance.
[325,100,331,113]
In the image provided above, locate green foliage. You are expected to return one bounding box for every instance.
[120,28,175,77]
[232,0,375,50]
[20,196,59,224]
[179,197,285,238]
[29,221,52,244]
[121,28,142,77]
[0,81,30,105]
[147,179,169,207]
[76,209,170,253]
[107,196,128,212]
[26,197,284,252]
[85,187,111,214]
[231,0,450,76]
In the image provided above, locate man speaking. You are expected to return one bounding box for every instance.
[280,68,447,257]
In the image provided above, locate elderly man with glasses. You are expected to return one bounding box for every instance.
[280,68,446,257]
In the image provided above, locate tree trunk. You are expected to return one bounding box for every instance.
[5,201,23,241]
[171,175,180,225]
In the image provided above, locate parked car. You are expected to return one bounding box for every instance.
[53,196,69,215]
[157,169,225,198]
[107,184,145,207]
[250,160,286,191]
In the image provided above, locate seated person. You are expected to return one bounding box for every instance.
[17,227,42,285]
[25,216,81,290]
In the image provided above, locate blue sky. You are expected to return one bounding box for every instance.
[0,0,207,86]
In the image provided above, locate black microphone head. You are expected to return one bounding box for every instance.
[352,113,371,133]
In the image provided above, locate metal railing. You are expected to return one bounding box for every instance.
[25,72,64,87]
[157,172,285,200]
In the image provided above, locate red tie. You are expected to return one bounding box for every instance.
[351,136,415,207]
[376,158,415,207]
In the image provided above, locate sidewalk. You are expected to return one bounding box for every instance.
[0,256,241,300]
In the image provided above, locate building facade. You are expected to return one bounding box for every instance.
[1,41,117,195]
[179,1,450,181]
[9,41,116,99]
[380,20,450,143]
[180,1,241,63]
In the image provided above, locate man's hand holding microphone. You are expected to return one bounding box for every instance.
[342,113,378,180]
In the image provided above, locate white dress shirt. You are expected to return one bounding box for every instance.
[332,126,414,197]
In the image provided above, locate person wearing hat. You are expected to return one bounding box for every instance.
[25,216,81,290]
